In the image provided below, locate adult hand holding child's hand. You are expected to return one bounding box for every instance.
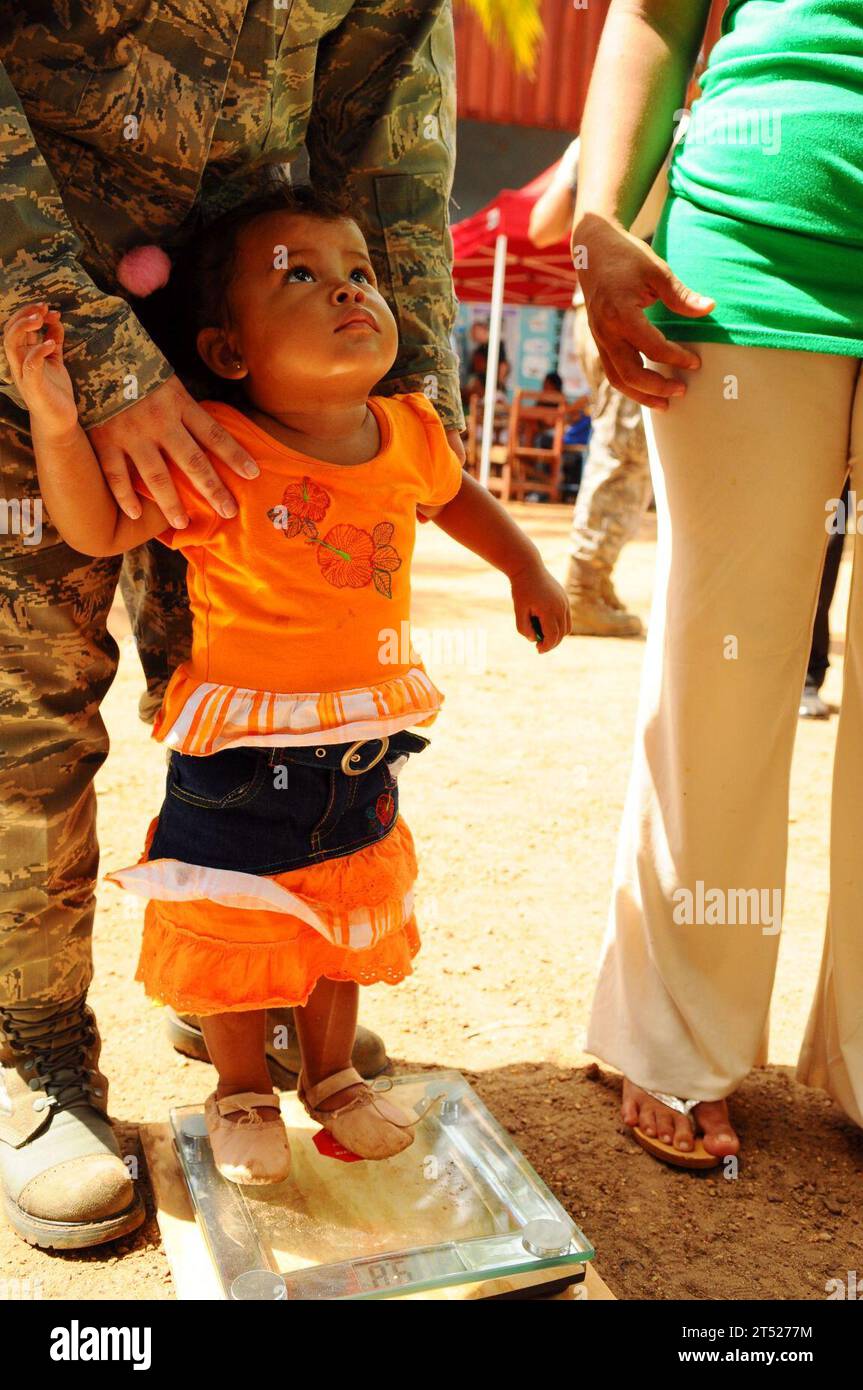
[4,302,78,438]
[6,303,261,531]
[574,212,715,411]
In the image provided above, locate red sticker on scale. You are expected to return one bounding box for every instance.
[313,1129,363,1162]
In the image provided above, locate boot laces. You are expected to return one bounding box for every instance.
[0,995,103,1115]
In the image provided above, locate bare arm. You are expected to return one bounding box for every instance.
[4,304,174,555]
[573,0,711,232]
[421,472,539,575]
[418,473,571,652]
[529,176,576,249]
[33,424,176,556]
[571,0,716,409]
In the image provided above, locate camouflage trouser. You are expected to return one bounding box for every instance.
[0,406,191,1006]
[568,303,653,572]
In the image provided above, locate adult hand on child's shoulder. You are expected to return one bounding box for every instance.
[509,559,572,654]
[86,376,261,524]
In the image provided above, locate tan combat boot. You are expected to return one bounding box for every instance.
[598,572,624,611]
[0,995,143,1250]
[564,557,643,637]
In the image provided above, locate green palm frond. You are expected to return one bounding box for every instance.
[457,0,544,76]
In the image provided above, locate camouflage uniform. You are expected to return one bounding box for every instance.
[568,300,652,574]
[0,0,463,1008]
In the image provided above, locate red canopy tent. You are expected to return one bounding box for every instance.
[452,161,576,485]
[452,161,576,308]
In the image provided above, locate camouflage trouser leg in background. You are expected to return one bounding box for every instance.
[0,408,191,1006]
[568,303,653,573]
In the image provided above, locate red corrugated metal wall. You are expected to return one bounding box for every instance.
[455,0,728,131]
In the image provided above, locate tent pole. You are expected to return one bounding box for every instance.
[479,232,508,489]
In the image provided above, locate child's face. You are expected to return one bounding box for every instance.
[202,211,399,407]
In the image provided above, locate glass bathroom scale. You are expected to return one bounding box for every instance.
[170,1070,594,1300]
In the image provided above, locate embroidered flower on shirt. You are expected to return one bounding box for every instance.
[267,482,402,598]
[267,477,331,538]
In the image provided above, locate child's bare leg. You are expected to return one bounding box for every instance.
[294,979,366,1110]
[199,1010,279,1119]
[295,979,414,1158]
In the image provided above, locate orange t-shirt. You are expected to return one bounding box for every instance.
[133,392,464,755]
[132,391,464,761]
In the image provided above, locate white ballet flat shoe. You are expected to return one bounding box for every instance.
[204,1090,291,1185]
[297,1066,427,1161]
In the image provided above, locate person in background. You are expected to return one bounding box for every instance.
[464,343,510,408]
[537,369,565,406]
[530,371,590,500]
[530,137,669,637]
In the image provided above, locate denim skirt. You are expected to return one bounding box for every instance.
[145,730,429,876]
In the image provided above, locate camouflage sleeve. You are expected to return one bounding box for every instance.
[306,0,465,433]
[0,62,174,429]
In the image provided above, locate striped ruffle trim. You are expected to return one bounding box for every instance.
[152,666,444,754]
[104,858,414,951]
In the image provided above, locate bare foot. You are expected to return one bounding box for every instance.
[621,1078,740,1157]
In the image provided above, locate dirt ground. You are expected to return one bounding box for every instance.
[3,502,862,1301]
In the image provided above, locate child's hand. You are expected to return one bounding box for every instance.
[3,302,78,439]
[510,559,572,653]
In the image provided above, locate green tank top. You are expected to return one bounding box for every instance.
[647,0,863,357]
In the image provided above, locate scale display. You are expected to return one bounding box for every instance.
[170,1070,594,1299]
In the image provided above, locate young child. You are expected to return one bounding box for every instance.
[5,184,570,1185]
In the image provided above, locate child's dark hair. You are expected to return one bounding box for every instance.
[134,182,356,404]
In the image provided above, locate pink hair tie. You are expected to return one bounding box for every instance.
[116,244,172,297]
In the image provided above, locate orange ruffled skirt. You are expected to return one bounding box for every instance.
[106,815,421,1016]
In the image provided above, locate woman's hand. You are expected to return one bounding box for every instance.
[4,303,78,440]
[86,374,260,528]
[574,212,715,409]
[510,558,572,654]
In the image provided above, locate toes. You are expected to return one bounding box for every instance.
[673,1113,693,1152]
[620,1078,641,1125]
[621,1091,641,1126]
[655,1107,676,1145]
[638,1101,659,1138]
[637,1099,679,1144]
[695,1101,740,1156]
[622,1084,686,1146]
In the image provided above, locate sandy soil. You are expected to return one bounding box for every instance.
[2,503,861,1301]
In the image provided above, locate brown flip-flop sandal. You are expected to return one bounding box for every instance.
[631,1091,723,1170]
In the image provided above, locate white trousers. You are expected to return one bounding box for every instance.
[586,344,863,1124]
